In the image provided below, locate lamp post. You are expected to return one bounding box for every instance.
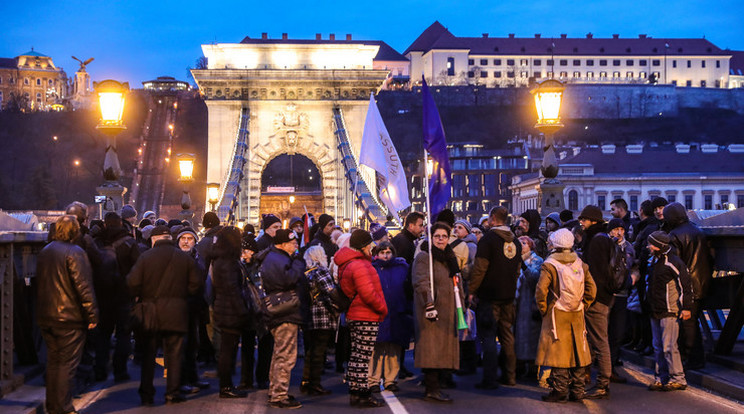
[530,79,566,215]
[206,182,220,212]
[178,153,195,221]
[94,79,129,216]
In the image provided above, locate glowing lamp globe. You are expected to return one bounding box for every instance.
[206,183,220,206]
[177,154,195,182]
[530,79,565,135]
[94,80,129,132]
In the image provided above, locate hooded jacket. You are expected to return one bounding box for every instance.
[521,209,548,258]
[647,247,693,318]
[663,202,712,300]
[372,257,412,347]
[335,247,388,322]
[259,246,306,328]
[469,225,522,302]
[581,221,616,306]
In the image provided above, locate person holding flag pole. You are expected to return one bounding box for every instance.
[410,77,463,404]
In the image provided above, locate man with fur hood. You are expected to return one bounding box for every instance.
[662,202,712,370]
[469,206,522,388]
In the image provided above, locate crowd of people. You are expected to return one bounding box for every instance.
[35,196,711,412]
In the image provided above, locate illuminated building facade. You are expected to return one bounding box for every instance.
[0,49,68,111]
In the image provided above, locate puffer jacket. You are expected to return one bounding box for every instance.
[259,246,306,328]
[647,248,693,319]
[664,202,713,300]
[335,247,388,322]
[36,241,99,329]
[372,257,412,347]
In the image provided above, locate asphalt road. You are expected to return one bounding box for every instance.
[71,351,743,414]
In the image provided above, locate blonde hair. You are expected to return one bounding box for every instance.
[53,215,81,242]
[304,245,328,268]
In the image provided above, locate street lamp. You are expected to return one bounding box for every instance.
[289,195,296,204]
[94,79,129,216]
[530,79,566,214]
[178,153,195,220]
[206,182,220,212]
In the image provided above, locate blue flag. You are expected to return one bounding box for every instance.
[421,77,451,218]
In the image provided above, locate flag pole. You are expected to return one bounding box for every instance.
[423,149,435,303]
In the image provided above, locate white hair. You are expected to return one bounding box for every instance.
[304,245,328,268]
[336,233,351,249]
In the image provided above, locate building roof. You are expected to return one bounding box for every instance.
[730,50,744,76]
[238,36,407,62]
[561,144,744,174]
[19,50,48,58]
[0,57,16,69]
[407,22,729,57]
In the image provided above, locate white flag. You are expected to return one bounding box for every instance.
[360,93,411,217]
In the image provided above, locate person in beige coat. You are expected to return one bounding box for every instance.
[535,229,597,403]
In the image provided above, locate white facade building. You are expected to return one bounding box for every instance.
[510,143,744,218]
[406,21,732,89]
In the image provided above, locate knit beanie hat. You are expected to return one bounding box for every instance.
[141,224,155,240]
[372,226,388,241]
[143,211,157,221]
[138,218,152,229]
[559,209,574,223]
[202,212,220,229]
[273,229,296,245]
[549,228,574,249]
[651,197,669,210]
[578,205,604,222]
[289,216,303,229]
[349,229,374,250]
[241,234,258,252]
[317,213,334,230]
[262,214,281,230]
[436,209,455,227]
[167,219,183,228]
[648,231,670,250]
[120,204,137,220]
[607,218,626,232]
[546,212,562,226]
[177,227,199,243]
[150,225,171,238]
[454,219,472,233]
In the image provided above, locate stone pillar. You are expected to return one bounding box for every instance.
[538,180,565,216]
[96,183,127,218]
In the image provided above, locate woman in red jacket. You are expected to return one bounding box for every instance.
[335,229,388,408]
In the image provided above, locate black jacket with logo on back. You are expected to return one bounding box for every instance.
[469,226,522,303]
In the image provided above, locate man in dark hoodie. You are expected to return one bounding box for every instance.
[663,202,712,370]
[521,209,548,258]
[195,211,222,270]
[577,205,614,399]
[92,212,140,382]
[307,213,338,264]
[469,206,522,388]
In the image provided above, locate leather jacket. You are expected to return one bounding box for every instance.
[36,241,98,329]
[664,203,713,300]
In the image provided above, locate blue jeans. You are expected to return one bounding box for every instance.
[651,317,686,385]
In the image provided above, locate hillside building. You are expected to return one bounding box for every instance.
[0,49,68,111]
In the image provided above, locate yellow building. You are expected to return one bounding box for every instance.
[0,49,68,111]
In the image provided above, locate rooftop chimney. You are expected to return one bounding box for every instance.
[316,33,321,40]
[346,34,352,41]
[329,33,335,41]
[586,33,593,39]
[261,33,268,40]
[508,33,515,38]
[482,33,489,38]
[612,34,619,39]
[282,33,288,40]
[534,34,541,38]
[639,34,647,39]
[560,34,567,39]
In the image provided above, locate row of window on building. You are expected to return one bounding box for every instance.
[0,91,46,104]
[0,77,57,87]
[465,58,721,69]
[451,157,528,170]
[566,190,744,212]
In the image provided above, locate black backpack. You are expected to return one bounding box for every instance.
[604,234,628,294]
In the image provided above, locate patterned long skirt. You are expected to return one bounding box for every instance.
[346,320,380,392]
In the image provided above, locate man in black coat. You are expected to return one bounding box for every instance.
[127,225,202,405]
[578,205,614,399]
[391,212,425,266]
[307,213,338,264]
[256,214,282,252]
[468,206,522,388]
[663,202,712,370]
[195,211,222,270]
[92,212,140,382]
[610,198,639,242]
[632,199,663,354]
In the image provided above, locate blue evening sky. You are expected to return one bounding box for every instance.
[2,0,742,86]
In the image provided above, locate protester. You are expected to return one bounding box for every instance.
[515,235,544,379]
[37,215,99,414]
[336,229,388,408]
[308,213,338,264]
[545,213,561,234]
[195,211,222,270]
[391,212,425,266]
[452,219,477,278]
[413,223,463,403]
[469,206,522,389]
[536,229,596,403]
[606,218,636,383]
[577,205,614,399]
[127,225,202,405]
[646,231,693,392]
[560,210,579,231]
[256,214,282,252]
[631,199,662,354]
[610,198,639,242]
[369,241,411,393]
[300,245,337,396]
[521,209,548,258]
[120,204,138,235]
[471,225,484,242]
[663,202,712,370]
[261,229,306,409]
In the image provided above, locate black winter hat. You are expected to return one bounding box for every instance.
[317,213,334,230]
[578,205,604,223]
[651,197,669,210]
[273,228,296,245]
[648,231,670,250]
[167,219,183,228]
[151,225,171,238]
[203,212,220,229]
[436,209,455,227]
[242,234,258,252]
[607,218,626,232]
[262,214,281,230]
[350,229,374,250]
[559,209,574,223]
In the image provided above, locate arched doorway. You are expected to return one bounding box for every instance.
[260,153,324,224]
